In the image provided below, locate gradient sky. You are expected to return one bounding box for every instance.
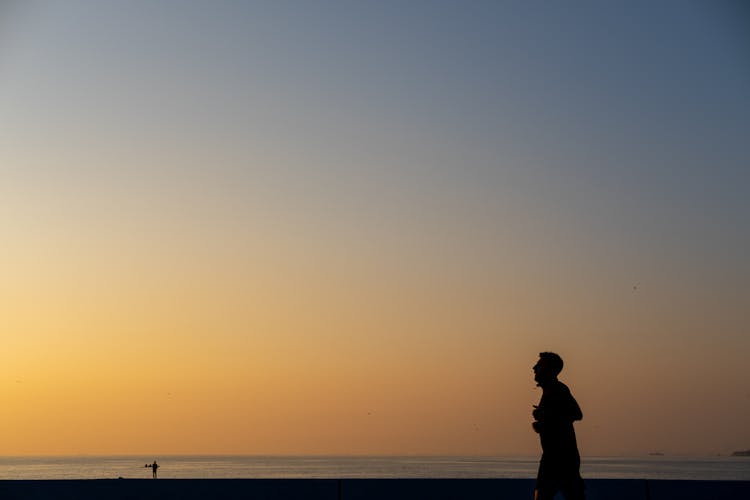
[1,1,748,456]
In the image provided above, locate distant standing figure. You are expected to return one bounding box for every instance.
[532,352,584,500]
[146,460,159,479]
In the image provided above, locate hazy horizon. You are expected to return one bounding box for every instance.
[1,1,748,457]
[0,451,745,458]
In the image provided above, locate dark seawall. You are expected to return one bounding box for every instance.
[1,478,749,499]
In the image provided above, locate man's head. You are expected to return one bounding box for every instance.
[533,352,564,386]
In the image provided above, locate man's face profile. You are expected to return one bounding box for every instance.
[533,358,553,386]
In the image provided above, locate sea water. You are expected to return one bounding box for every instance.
[0,456,748,480]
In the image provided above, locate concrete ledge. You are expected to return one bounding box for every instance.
[584,479,649,499]
[0,478,748,500]
[648,479,750,499]
[341,478,535,500]
[0,479,339,500]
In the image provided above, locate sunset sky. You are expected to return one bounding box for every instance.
[1,1,748,456]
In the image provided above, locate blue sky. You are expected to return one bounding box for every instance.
[0,1,748,455]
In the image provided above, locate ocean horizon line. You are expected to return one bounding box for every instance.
[1,455,749,481]
[0,453,742,458]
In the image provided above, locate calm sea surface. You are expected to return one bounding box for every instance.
[0,456,748,481]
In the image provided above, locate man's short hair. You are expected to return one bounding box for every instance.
[539,352,564,376]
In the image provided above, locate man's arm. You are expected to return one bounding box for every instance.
[568,393,583,422]
[542,384,582,424]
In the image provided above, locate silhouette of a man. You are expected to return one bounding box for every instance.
[151,460,159,479]
[532,352,584,500]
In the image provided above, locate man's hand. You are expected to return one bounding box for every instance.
[532,405,543,421]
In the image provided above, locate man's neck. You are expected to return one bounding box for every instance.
[538,377,558,389]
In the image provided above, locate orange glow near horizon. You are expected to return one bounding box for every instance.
[2,213,747,456]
